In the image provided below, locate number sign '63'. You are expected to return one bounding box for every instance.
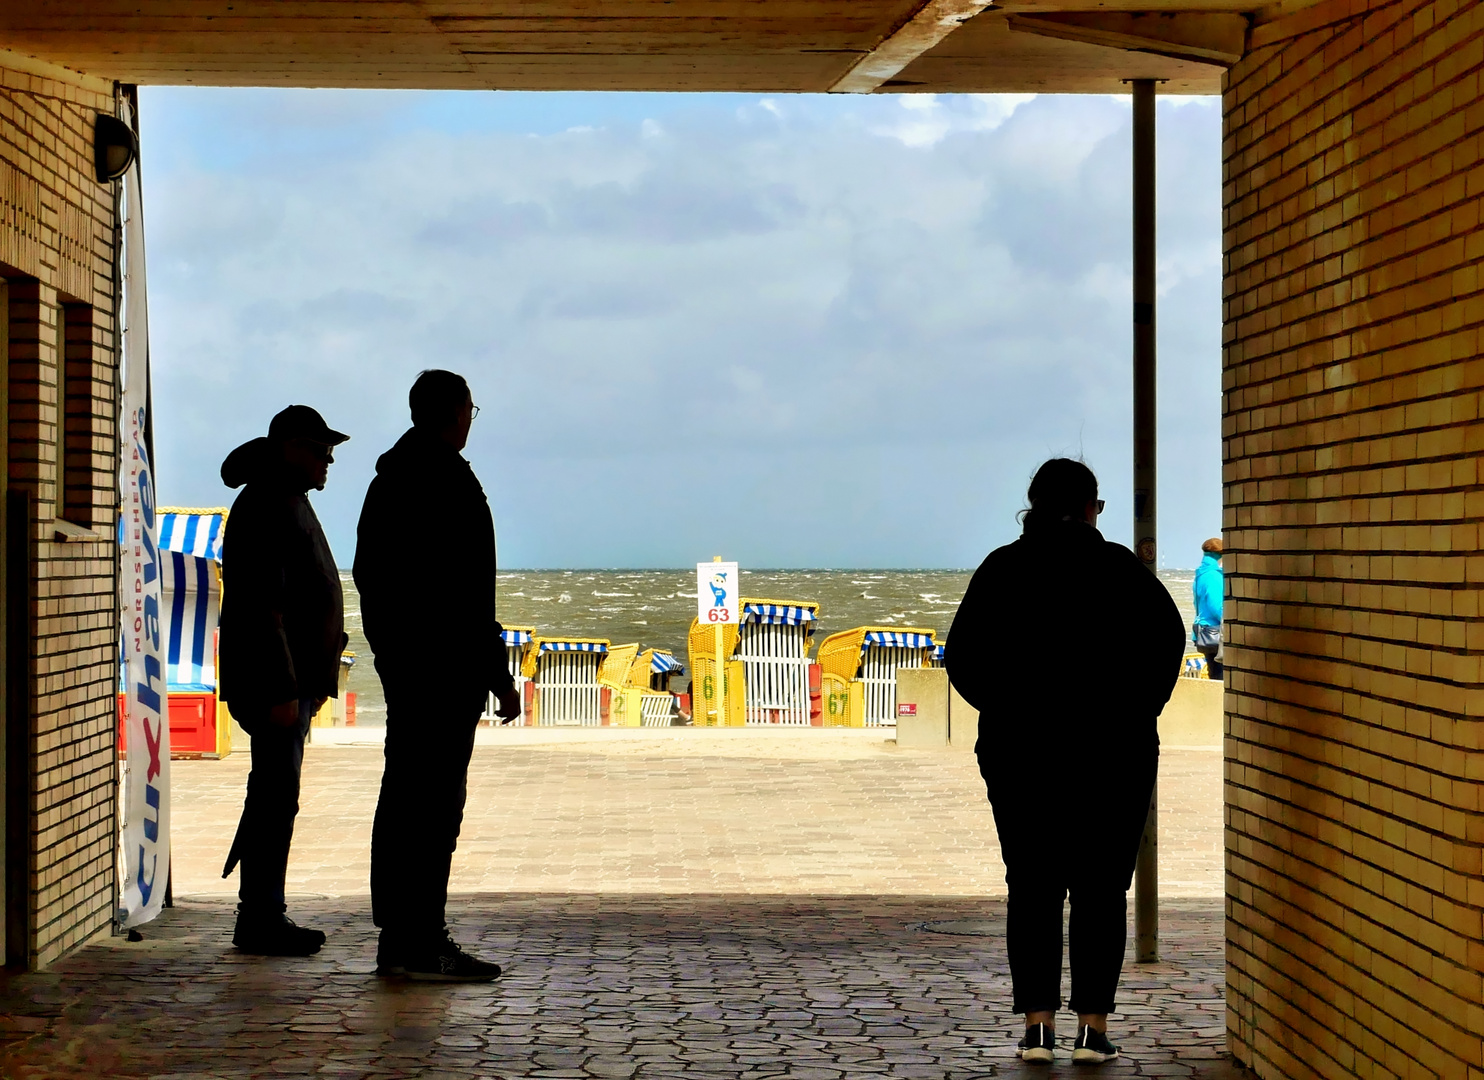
[697,561,739,624]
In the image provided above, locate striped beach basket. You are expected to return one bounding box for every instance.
[736,599,819,726]
[816,626,939,728]
[521,636,610,726]
[157,507,228,757]
[482,625,538,724]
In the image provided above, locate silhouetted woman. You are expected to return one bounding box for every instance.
[945,458,1183,1064]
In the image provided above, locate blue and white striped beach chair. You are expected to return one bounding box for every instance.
[523,637,610,726]
[736,599,819,726]
[156,507,228,755]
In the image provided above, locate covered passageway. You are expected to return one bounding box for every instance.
[0,1,1479,1077]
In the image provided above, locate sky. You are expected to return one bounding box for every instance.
[138,88,1223,570]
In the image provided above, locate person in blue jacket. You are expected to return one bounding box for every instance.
[1192,538,1224,678]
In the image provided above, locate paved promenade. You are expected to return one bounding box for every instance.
[169,728,1224,900]
[0,729,1244,1079]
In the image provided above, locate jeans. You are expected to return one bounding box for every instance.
[980,741,1157,1016]
[227,698,314,916]
[370,685,483,946]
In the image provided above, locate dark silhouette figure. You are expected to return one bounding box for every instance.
[354,369,519,982]
[219,405,349,956]
[945,458,1183,1064]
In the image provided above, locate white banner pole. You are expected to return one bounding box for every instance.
[117,109,170,929]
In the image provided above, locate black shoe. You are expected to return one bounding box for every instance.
[1017,1022,1055,1063]
[1072,1025,1120,1064]
[233,910,326,956]
[402,934,501,983]
[375,928,406,977]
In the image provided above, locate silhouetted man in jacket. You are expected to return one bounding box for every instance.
[355,369,519,981]
[219,405,349,956]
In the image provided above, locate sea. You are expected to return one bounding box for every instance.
[342,568,1199,725]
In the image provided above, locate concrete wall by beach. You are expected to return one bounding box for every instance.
[1222,0,1484,1074]
[0,58,121,968]
[894,668,1222,750]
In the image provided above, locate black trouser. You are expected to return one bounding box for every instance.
[1196,636,1224,680]
[980,741,1157,1016]
[226,699,314,917]
[370,685,483,947]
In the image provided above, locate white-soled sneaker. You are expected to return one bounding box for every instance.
[1072,1024,1120,1064]
[1016,1021,1056,1062]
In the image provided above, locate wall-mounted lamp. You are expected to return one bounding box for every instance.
[94,114,138,183]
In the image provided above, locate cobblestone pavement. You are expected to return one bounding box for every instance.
[2,730,1242,1078]
[0,894,1247,1079]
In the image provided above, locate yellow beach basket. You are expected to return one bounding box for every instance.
[816,626,939,727]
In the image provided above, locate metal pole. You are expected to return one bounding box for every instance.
[1131,77,1159,964]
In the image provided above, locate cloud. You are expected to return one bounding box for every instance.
[140,89,1222,569]
[870,93,1035,148]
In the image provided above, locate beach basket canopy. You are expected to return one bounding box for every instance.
[649,650,684,675]
[155,507,228,692]
[817,625,939,683]
[741,599,818,627]
[538,639,608,653]
[158,507,226,562]
[863,630,936,649]
[523,636,611,680]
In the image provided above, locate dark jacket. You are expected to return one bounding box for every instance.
[218,442,346,713]
[353,427,514,701]
[945,521,1184,758]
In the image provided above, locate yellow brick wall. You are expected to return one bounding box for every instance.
[0,64,120,968]
[1223,0,1484,1075]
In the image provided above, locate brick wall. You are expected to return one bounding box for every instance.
[0,64,120,968]
[1222,0,1484,1075]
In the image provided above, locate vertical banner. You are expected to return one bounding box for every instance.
[118,136,170,928]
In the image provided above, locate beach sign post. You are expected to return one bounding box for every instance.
[697,558,739,725]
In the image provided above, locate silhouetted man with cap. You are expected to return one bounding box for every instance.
[219,404,349,955]
[355,369,519,981]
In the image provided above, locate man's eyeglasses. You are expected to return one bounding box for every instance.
[1095,500,1106,513]
[470,404,481,419]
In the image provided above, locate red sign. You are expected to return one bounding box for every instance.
[897,703,917,716]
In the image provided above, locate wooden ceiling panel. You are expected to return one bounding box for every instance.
[460,52,859,85]
[884,9,1224,93]
[0,0,1252,93]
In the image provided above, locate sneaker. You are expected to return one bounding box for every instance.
[375,929,406,977]
[1016,1022,1055,1063]
[232,910,326,956]
[1072,1024,1120,1064]
[402,934,502,983]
